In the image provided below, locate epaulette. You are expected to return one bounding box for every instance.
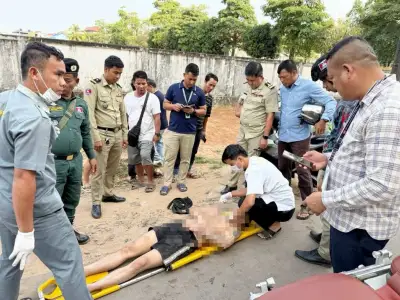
[90,78,101,84]
[265,82,275,89]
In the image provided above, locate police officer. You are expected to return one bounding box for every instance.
[221,62,279,194]
[50,58,97,244]
[0,42,91,300]
[85,56,128,219]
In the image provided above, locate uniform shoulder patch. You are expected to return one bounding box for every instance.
[85,88,92,95]
[265,82,275,90]
[90,78,101,84]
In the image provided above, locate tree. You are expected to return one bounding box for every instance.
[67,24,85,41]
[359,0,400,66]
[242,23,279,58]
[263,0,333,60]
[392,40,400,80]
[216,0,257,56]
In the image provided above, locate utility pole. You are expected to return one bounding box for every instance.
[391,39,400,81]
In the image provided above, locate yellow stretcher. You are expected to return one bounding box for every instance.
[38,223,262,300]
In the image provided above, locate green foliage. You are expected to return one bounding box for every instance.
[358,0,400,66]
[263,0,333,60]
[242,23,279,58]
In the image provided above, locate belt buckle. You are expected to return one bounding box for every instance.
[66,155,74,161]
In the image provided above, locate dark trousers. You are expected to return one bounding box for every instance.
[238,198,295,231]
[278,137,313,201]
[174,129,202,174]
[55,153,83,222]
[330,226,389,273]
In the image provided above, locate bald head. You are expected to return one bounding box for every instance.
[327,36,379,69]
[326,36,385,101]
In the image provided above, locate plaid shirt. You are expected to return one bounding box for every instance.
[322,77,400,240]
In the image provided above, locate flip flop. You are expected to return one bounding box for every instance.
[257,228,282,240]
[297,205,312,220]
[145,183,156,193]
[177,183,188,192]
[132,181,146,190]
[187,172,200,179]
[160,185,171,196]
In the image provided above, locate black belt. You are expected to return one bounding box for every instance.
[54,153,78,161]
[97,126,121,133]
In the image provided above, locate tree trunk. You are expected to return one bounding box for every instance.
[391,39,400,81]
[231,47,236,57]
[289,47,295,60]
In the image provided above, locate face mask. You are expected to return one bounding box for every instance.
[33,70,61,104]
[231,164,242,172]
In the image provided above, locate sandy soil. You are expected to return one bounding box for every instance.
[15,105,248,281]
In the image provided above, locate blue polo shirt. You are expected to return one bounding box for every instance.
[165,81,206,134]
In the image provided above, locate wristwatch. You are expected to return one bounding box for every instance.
[191,108,197,116]
[155,133,161,137]
[262,135,269,140]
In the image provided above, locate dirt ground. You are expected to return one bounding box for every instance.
[16,106,251,285]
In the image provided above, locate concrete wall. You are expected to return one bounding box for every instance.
[0,35,312,104]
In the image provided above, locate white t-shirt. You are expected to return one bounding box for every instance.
[124,92,161,142]
[245,156,295,212]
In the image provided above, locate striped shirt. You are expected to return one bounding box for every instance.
[322,77,400,240]
[196,94,213,130]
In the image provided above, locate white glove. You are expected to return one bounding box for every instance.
[9,230,35,270]
[219,192,233,203]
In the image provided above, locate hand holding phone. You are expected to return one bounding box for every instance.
[282,150,314,169]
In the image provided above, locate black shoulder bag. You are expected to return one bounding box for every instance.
[128,92,150,147]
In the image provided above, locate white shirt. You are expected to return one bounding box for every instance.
[245,156,295,211]
[124,92,161,142]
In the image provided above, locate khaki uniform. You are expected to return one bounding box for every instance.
[84,76,128,204]
[228,81,279,188]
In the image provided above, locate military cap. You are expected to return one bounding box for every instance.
[63,58,79,74]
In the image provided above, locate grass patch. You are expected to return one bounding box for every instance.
[195,156,224,170]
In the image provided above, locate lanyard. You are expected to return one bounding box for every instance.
[182,88,193,105]
[329,76,389,163]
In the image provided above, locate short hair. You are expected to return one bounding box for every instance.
[147,78,157,88]
[104,55,124,69]
[132,70,148,83]
[245,62,263,77]
[222,144,248,162]
[311,54,328,82]
[20,42,64,80]
[326,36,378,67]
[277,60,298,74]
[205,73,219,82]
[185,63,199,76]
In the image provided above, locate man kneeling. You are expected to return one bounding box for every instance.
[221,144,295,239]
[84,206,241,292]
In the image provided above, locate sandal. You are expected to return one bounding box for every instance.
[297,205,312,220]
[187,171,200,179]
[177,183,188,192]
[145,183,156,193]
[257,228,282,240]
[132,181,145,190]
[160,185,171,196]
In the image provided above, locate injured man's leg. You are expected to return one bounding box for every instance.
[84,230,161,292]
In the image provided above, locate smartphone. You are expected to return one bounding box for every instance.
[282,150,313,169]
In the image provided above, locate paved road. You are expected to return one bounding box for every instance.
[20,214,400,300]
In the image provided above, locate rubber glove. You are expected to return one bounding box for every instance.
[9,230,35,270]
[219,192,233,203]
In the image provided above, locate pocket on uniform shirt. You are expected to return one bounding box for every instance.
[74,111,85,119]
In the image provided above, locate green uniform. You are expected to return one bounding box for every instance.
[49,95,95,221]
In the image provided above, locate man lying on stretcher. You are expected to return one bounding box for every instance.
[84,206,242,292]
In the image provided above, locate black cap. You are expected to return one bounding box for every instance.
[64,58,79,74]
[311,54,328,82]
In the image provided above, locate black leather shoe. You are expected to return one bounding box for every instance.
[102,195,126,203]
[295,249,331,267]
[91,204,102,219]
[220,185,237,195]
[309,230,322,243]
[74,230,90,245]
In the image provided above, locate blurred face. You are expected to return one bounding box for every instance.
[246,75,263,90]
[104,66,123,84]
[133,78,147,96]
[147,85,155,93]
[204,78,218,94]
[62,73,79,98]
[322,77,336,93]
[278,69,298,88]
[183,72,198,88]
[327,60,357,100]
[30,56,66,95]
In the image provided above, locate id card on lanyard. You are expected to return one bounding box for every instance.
[321,76,390,191]
[182,88,193,119]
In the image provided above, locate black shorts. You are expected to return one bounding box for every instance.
[238,198,295,231]
[149,222,197,262]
